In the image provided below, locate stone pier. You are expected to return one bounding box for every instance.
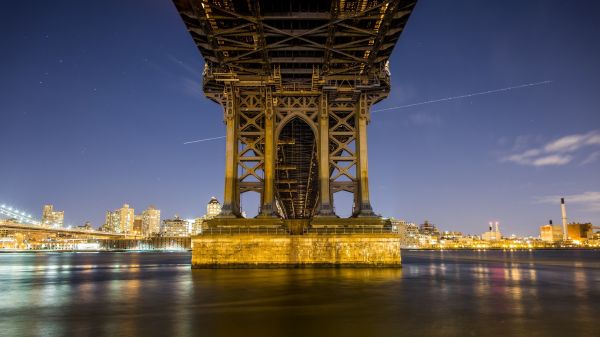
[191,219,401,268]
[192,234,401,268]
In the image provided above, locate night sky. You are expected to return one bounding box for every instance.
[1,0,599,235]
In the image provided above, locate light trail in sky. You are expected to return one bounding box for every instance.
[183,135,226,144]
[182,81,553,144]
[372,80,553,112]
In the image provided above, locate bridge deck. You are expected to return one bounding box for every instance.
[174,0,417,90]
[0,222,132,238]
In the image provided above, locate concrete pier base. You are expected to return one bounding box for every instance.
[191,232,401,268]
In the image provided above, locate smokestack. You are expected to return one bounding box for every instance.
[561,198,568,240]
[489,221,493,232]
[549,220,553,225]
[495,221,499,233]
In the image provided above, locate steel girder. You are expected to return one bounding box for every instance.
[173,0,417,91]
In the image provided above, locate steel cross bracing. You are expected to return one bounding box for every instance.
[173,0,417,219]
[175,0,416,92]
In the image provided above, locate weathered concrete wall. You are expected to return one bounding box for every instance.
[191,234,401,268]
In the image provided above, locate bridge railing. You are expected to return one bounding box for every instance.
[200,227,290,235]
[198,227,400,235]
[303,227,399,235]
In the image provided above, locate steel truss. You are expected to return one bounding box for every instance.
[173,0,417,219]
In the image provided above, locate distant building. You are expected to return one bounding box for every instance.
[99,223,111,232]
[482,231,502,241]
[419,220,439,237]
[405,223,420,236]
[206,197,222,218]
[540,220,563,242]
[132,215,143,236]
[75,221,93,231]
[481,221,502,241]
[42,204,64,228]
[392,219,420,248]
[441,231,464,240]
[567,223,593,241]
[192,218,205,235]
[161,215,189,237]
[142,205,161,237]
[104,204,135,233]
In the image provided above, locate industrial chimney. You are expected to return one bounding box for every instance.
[561,198,568,240]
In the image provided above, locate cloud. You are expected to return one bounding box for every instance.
[531,155,573,166]
[536,191,600,212]
[544,132,600,152]
[502,130,600,167]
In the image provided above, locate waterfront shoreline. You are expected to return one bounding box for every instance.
[0,249,192,253]
[2,247,599,254]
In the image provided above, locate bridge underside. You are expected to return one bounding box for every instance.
[174,0,416,223]
[276,118,319,218]
[175,0,416,86]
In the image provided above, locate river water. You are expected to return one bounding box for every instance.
[1,250,599,337]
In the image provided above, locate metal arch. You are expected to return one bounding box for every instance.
[275,112,319,142]
[275,117,319,218]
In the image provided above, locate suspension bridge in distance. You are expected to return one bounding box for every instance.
[0,204,189,250]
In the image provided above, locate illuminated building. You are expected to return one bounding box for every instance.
[133,215,143,235]
[419,220,439,237]
[481,231,501,241]
[540,220,563,242]
[42,204,64,228]
[561,198,568,240]
[393,219,420,248]
[161,215,189,237]
[390,218,408,232]
[192,218,204,235]
[142,205,161,237]
[481,221,502,241]
[99,223,111,232]
[404,222,420,236]
[567,223,593,241]
[104,204,134,234]
[206,197,221,219]
[441,231,464,240]
[104,211,118,233]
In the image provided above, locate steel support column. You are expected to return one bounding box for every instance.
[354,93,375,217]
[260,87,276,217]
[219,85,241,218]
[316,94,335,216]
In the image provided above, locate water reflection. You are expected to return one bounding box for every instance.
[0,251,599,337]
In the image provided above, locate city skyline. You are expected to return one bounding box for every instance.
[0,195,588,239]
[2,0,600,235]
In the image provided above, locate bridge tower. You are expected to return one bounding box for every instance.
[173,0,418,267]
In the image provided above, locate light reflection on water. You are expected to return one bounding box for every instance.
[0,250,599,337]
